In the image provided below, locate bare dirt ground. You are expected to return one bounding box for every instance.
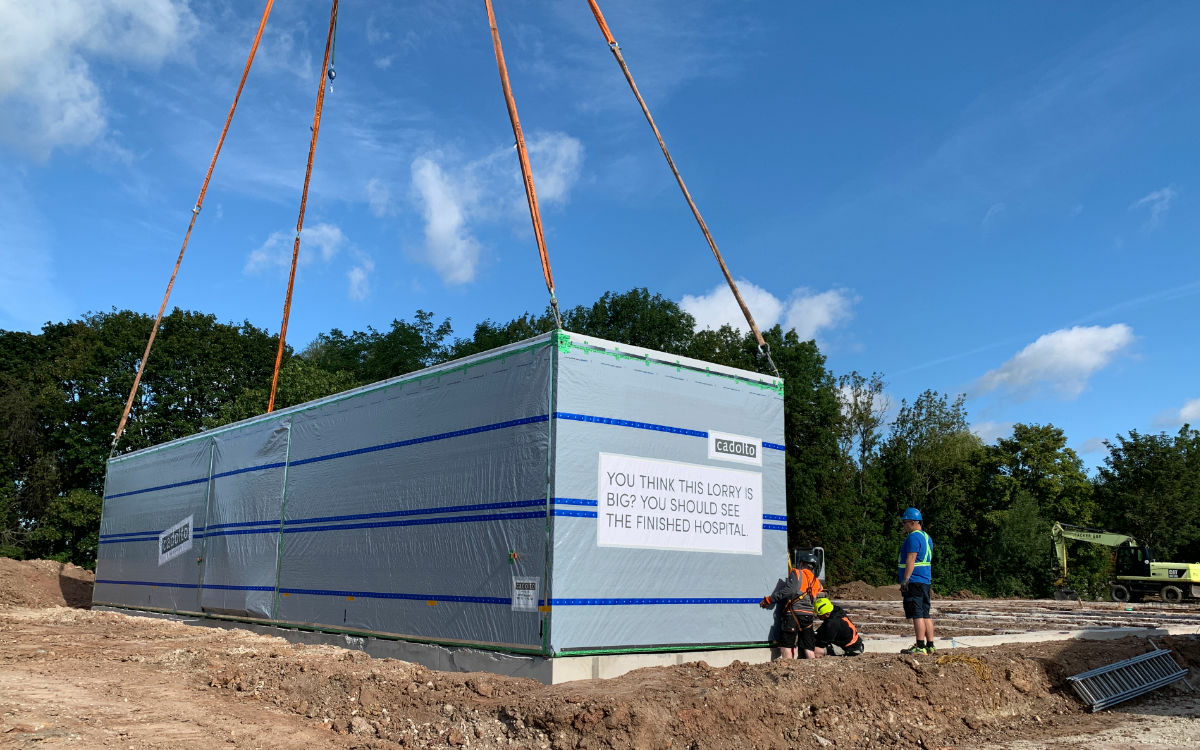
[1,561,1197,750]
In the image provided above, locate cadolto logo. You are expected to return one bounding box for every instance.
[707,430,763,466]
[157,515,194,566]
[714,438,757,459]
[160,521,191,556]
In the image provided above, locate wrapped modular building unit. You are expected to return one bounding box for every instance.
[95,330,787,662]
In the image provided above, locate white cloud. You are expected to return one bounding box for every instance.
[971,421,1014,444]
[1131,186,1176,230]
[680,281,855,342]
[347,255,375,301]
[527,132,584,205]
[982,202,1005,228]
[0,0,197,159]
[1183,398,1200,423]
[783,289,855,341]
[975,324,1135,400]
[1155,397,1200,428]
[1076,437,1108,456]
[680,280,783,333]
[411,156,481,285]
[244,223,367,300]
[365,178,392,217]
[407,132,584,285]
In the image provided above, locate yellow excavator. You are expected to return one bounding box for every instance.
[1052,522,1200,603]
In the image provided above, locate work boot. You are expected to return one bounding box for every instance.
[899,643,925,654]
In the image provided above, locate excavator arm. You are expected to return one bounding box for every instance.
[1051,522,1139,589]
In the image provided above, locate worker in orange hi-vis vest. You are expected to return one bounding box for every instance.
[812,597,865,657]
[759,551,824,659]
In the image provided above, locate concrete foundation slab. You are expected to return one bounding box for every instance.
[95,606,771,683]
[864,626,1198,654]
[96,605,1196,683]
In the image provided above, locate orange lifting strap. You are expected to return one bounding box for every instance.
[111,0,277,454]
[484,0,564,329]
[585,0,779,378]
[267,0,339,413]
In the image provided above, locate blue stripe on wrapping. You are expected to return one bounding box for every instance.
[281,510,546,535]
[284,499,545,528]
[288,415,549,468]
[764,524,788,531]
[552,498,598,507]
[551,597,760,605]
[552,509,598,518]
[213,462,287,479]
[95,579,199,589]
[279,588,514,605]
[554,412,707,438]
[204,518,279,531]
[104,414,550,501]
[93,579,761,608]
[762,514,787,522]
[104,460,290,501]
[105,476,209,501]
[99,500,554,544]
[555,412,784,455]
[99,531,164,540]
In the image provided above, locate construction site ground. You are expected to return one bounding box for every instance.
[1,559,1197,749]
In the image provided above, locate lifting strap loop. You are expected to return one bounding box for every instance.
[267,0,339,413]
[484,0,563,330]
[110,0,277,455]
[585,0,779,378]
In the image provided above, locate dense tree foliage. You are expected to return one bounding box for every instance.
[2,289,1197,598]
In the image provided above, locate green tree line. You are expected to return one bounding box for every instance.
[2,289,1198,598]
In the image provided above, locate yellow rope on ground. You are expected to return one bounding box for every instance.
[937,654,991,681]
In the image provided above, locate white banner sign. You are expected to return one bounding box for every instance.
[511,576,540,612]
[157,515,193,566]
[597,453,762,555]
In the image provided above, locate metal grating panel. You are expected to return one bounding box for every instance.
[1066,646,1189,711]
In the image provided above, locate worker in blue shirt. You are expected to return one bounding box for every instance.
[898,507,935,654]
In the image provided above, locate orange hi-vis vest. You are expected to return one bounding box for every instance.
[843,614,860,646]
[785,567,823,613]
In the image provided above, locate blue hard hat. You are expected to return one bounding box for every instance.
[901,507,923,522]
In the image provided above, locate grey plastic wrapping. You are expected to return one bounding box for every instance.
[95,436,214,612]
[96,337,554,651]
[548,332,785,653]
[94,331,785,656]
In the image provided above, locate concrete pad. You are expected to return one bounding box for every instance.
[550,648,773,682]
[862,626,1189,654]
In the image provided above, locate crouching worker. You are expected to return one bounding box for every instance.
[812,598,865,658]
[758,551,823,659]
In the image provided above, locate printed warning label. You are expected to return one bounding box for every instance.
[597,453,762,555]
[512,576,540,612]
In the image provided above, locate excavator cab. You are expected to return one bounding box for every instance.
[1115,543,1152,578]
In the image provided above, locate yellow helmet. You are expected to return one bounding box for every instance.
[813,598,834,616]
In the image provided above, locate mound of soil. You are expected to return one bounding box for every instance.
[2,604,1196,750]
[0,557,94,608]
[827,580,981,602]
[828,580,902,601]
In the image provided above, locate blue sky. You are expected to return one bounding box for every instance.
[2,1,1199,470]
